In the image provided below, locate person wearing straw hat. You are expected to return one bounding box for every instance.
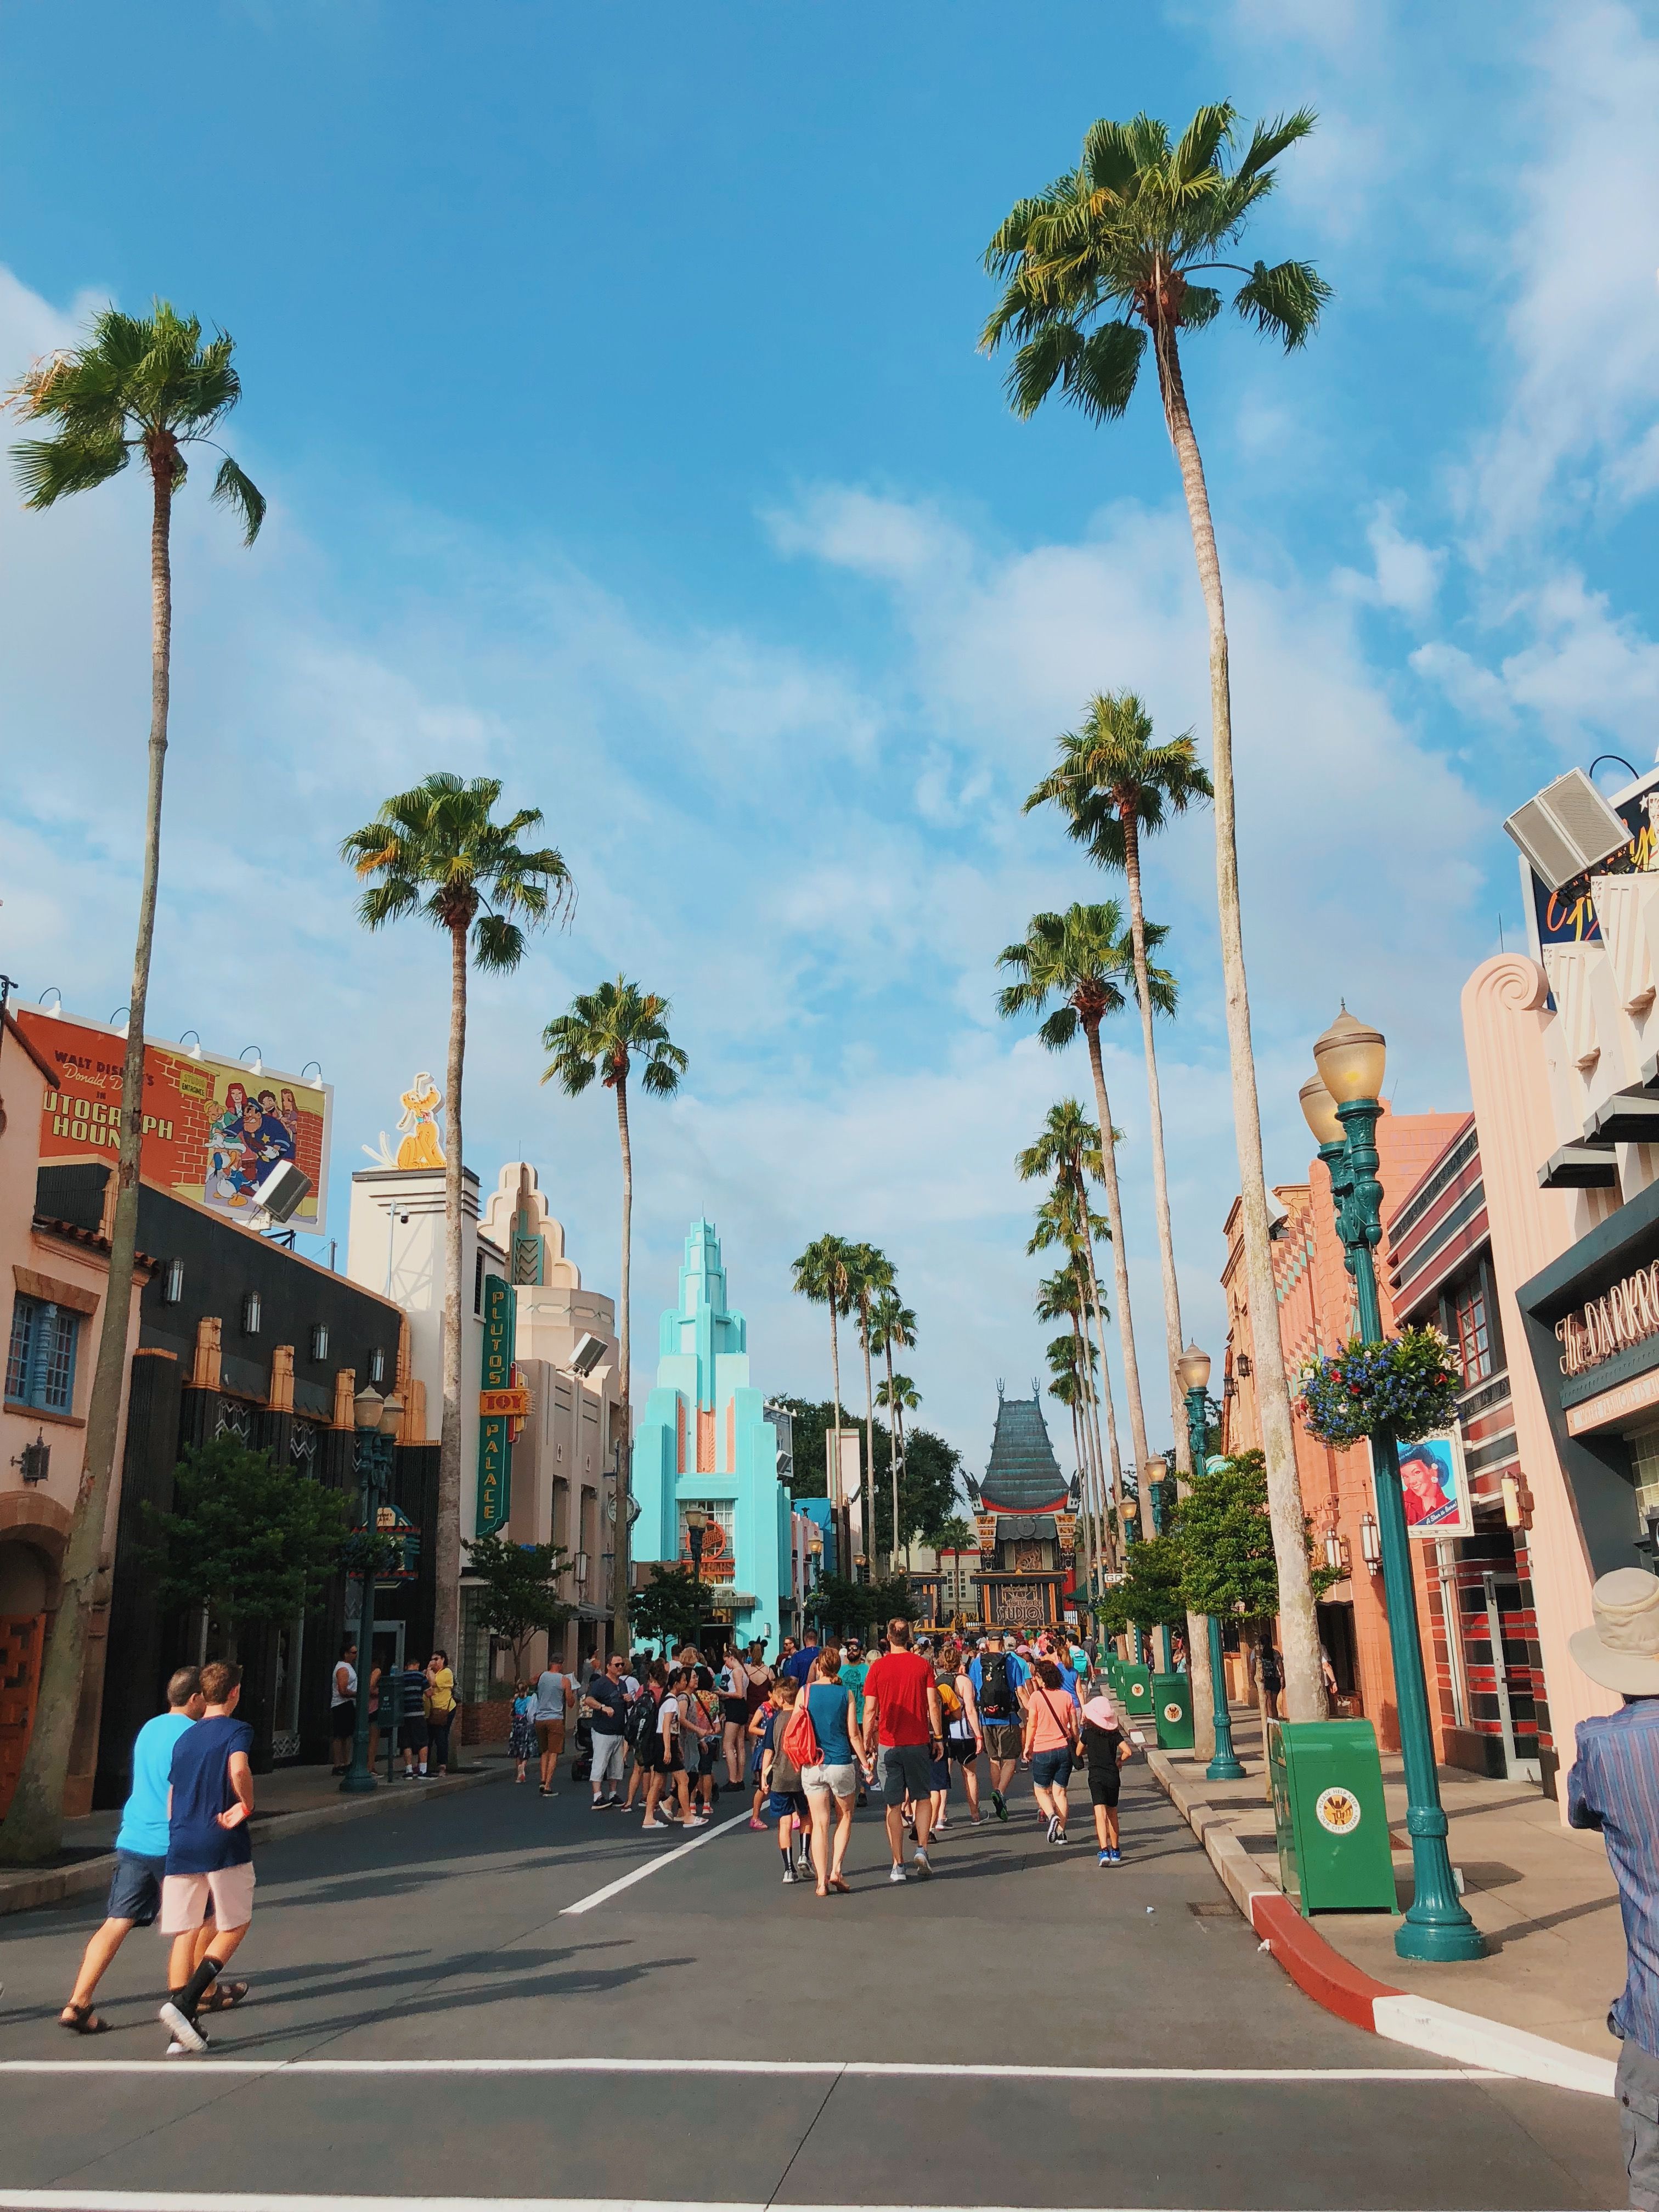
[1567,1567,1659,2209]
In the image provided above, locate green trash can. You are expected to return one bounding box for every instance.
[1268,1718,1396,1915]
[1117,1663,1154,1728]
[1153,1671,1193,1750]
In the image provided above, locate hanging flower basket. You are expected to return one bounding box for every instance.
[1296,1327,1463,1448]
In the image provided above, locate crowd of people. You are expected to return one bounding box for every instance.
[551,1616,1139,1892]
[53,1615,1135,2055]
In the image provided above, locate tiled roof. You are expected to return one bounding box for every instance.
[980,1389,1068,1510]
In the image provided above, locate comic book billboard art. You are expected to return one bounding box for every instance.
[16,1008,333,1232]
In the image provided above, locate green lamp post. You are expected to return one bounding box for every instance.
[1119,1488,1145,1666]
[1179,1341,1245,1782]
[1304,1014,1483,1963]
[340,1383,402,1796]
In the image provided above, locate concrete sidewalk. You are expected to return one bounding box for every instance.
[1150,1709,1624,2062]
[0,1752,513,1918]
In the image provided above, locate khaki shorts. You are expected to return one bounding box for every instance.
[535,1719,565,1755]
[983,1722,1023,1763]
[159,1864,256,1936]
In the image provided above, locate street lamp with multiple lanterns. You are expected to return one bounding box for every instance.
[1301,1009,1483,1963]
[1177,1340,1245,1783]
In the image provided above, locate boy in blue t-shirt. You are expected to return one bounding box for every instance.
[157,1660,257,2054]
[59,1667,207,2035]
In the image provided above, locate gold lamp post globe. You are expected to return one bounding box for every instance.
[1312,1009,1387,1105]
[1176,1341,1211,1396]
[1299,1073,1345,1147]
[353,1385,386,1432]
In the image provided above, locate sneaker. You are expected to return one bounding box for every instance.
[1098,1850,1112,1867]
[796,1849,812,1877]
[889,1863,907,1884]
[1107,1847,1122,1865]
[747,1815,766,1831]
[1054,1828,1068,1846]
[1045,1813,1060,1843]
[910,1850,932,1879]
[782,1865,798,1884]
[590,1797,607,1811]
[935,1813,947,1831]
[991,1791,1007,1821]
[159,2002,208,2054]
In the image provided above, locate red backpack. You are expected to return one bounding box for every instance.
[780,1698,821,1770]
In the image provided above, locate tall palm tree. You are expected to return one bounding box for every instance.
[1035,1261,1119,1570]
[791,1235,856,1555]
[1018,1100,1118,1528]
[997,905,1172,1503]
[1046,1331,1105,1581]
[873,1370,920,1566]
[847,1244,893,1579]
[1030,1189,1115,1575]
[1,304,264,1865]
[1026,693,1210,1474]
[983,103,1331,1717]
[343,775,569,1659]
[542,978,688,1656]
[870,1289,917,1569]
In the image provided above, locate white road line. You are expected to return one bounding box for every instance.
[0,2057,1505,2080]
[556,1811,750,1914]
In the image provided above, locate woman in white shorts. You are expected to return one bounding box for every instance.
[800,1646,861,1897]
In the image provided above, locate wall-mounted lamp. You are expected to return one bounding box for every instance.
[242,1289,262,1336]
[310,1322,330,1362]
[10,1432,49,1484]
[573,1549,591,1583]
[38,986,62,1013]
[368,1347,387,1384]
[162,1257,185,1305]
[300,1061,323,1084]
[179,1030,204,1060]
[1324,1527,1351,1578]
[240,1046,263,1076]
[1360,1512,1383,1575]
[110,1005,131,1037]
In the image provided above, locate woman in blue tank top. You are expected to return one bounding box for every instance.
[801,1646,860,1895]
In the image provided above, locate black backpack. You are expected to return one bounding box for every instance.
[626,1691,658,1754]
[978,1650,1014,1720]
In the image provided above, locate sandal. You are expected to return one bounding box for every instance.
[199,1980,249,2012]
[59,2003,110,2036]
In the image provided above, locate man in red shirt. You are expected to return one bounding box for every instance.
[861,1617,943,1882]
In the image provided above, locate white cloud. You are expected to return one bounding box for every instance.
[1412,572,1659,753]
[1462,1,1659,552]
[1336,504,1445,621]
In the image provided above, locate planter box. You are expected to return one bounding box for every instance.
[461,1699,512,1746]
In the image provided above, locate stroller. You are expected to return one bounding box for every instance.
[570,1707,594,1782]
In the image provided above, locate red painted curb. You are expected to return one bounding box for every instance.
[1248,1891,1404,2032]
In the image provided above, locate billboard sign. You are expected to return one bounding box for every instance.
[1529,770,1659,949]
[17,1007,332,1233]
[475,1273,516,1538]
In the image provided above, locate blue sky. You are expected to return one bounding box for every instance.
[4,0,1659,1482]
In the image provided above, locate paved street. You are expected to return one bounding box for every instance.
[0,1763,1623,2210]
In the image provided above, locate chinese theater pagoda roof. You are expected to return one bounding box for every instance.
[978,1385,1068,1512]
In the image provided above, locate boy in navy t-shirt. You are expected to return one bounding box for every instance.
[157,1660,256,2054]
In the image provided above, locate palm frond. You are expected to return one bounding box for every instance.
[1179,284,1223,329]
[11,430,127,507]
[1170,101,1237,188]
[1234,107,1319,184]
[1064,321,1146,422]
[1234,258,1332,349]
[211,454,266,545]
[472,913,527,973]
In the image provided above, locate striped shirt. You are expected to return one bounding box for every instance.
[1567,1697,1659,2057]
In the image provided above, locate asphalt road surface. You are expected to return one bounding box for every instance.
[0,1762,1626,2211]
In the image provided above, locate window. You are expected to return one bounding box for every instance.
[1452,1280,1491,1386]
[6,1296,80,1414]
[1630,1423,1659,1526]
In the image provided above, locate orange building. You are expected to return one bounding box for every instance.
[1219,1106,1465,1753]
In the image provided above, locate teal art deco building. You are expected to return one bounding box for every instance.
[631,1220,788,1648]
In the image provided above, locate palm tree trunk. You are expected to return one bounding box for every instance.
[1075,1203,1121,1576]
[883,1336,899,1575]
[1153,313,1322,1724]
[1121,814,1214,1742]
[0,461,174,1864]
[860,1296,876,1581]
[1081,1024,1153,1489]
[435,919,467,1664]
[827,1306,849,1569]
[612,1076,633,1658]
